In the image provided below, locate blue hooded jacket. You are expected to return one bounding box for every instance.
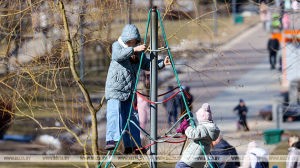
[210,139,240,168]
[105,24,165,101]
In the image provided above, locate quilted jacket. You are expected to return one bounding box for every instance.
[105,24,165,101]
[286,147,300,168]
[181,121,220,168]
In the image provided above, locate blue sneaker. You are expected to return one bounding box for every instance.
[105,140,116,150]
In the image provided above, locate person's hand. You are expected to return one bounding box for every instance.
[164,56,171,66]
[176,119,189,134]
[242,111,247,115]
[233,110,236,113]
[134,44,146,52]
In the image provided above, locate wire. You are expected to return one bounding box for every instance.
[134,139,187,152]
[136,87,179,97]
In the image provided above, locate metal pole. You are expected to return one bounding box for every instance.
[213,0,217,37]
[127,0,132,24]
[150,6,158,168]
[233,0,236,25]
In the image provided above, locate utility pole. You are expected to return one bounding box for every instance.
[213,0,217,37]
[150,6,158,168]
[127,0,132,24]
[232,0,236,25]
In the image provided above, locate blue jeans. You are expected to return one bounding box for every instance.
[106,99,141,148]
[175,160,192,168]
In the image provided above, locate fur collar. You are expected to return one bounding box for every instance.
[118,36,127,48]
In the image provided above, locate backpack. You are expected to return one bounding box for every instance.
[250,153,269,168]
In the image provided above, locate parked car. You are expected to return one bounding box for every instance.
[259,91,300,121]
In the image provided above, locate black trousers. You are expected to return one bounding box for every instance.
[269,52,277,69]
[240,117,249,131]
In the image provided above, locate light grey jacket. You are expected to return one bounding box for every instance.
[287,147,300,168]
[181,121,220,168]
[105,24,165,101]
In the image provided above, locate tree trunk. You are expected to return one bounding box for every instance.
[58,0,100,166]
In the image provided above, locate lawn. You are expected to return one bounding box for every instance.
[269,140,289,168]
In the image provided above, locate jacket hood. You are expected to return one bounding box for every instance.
[248,147,267,156]
[247,141,258,152]
[199,121,220,141]
[121,24,141,44]
[213,139,232,150]
[295,141,300,149]
[288,147,300,152]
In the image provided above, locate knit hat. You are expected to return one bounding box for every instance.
[196,103,212,122]
[247,141,258,152]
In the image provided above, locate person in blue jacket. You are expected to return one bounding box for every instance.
[105,24,171,154]
[210,134,240,168]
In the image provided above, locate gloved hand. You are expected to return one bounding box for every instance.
[176,119,189,134]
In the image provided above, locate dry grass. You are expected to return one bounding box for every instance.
[269,140,289,168]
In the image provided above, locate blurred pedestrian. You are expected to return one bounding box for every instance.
[271,13,281,31]
[141,70,150,96]
[279,51,283,71]
[233,99,249,131]
[137,91,150,139]
[260,2,268,30]
[266,11,272,32]
[287,135,300,168]
[163,85,180,126]
[267,37,280,70]
[282,13,290,29]
[175,103,220,168]
[137,71,151,138]
[210,134,240,168]
[295,140,300,149]
[292,0,299,12]
[239,141,269,168]
[178,86,194,122]
[285,0,292,10]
